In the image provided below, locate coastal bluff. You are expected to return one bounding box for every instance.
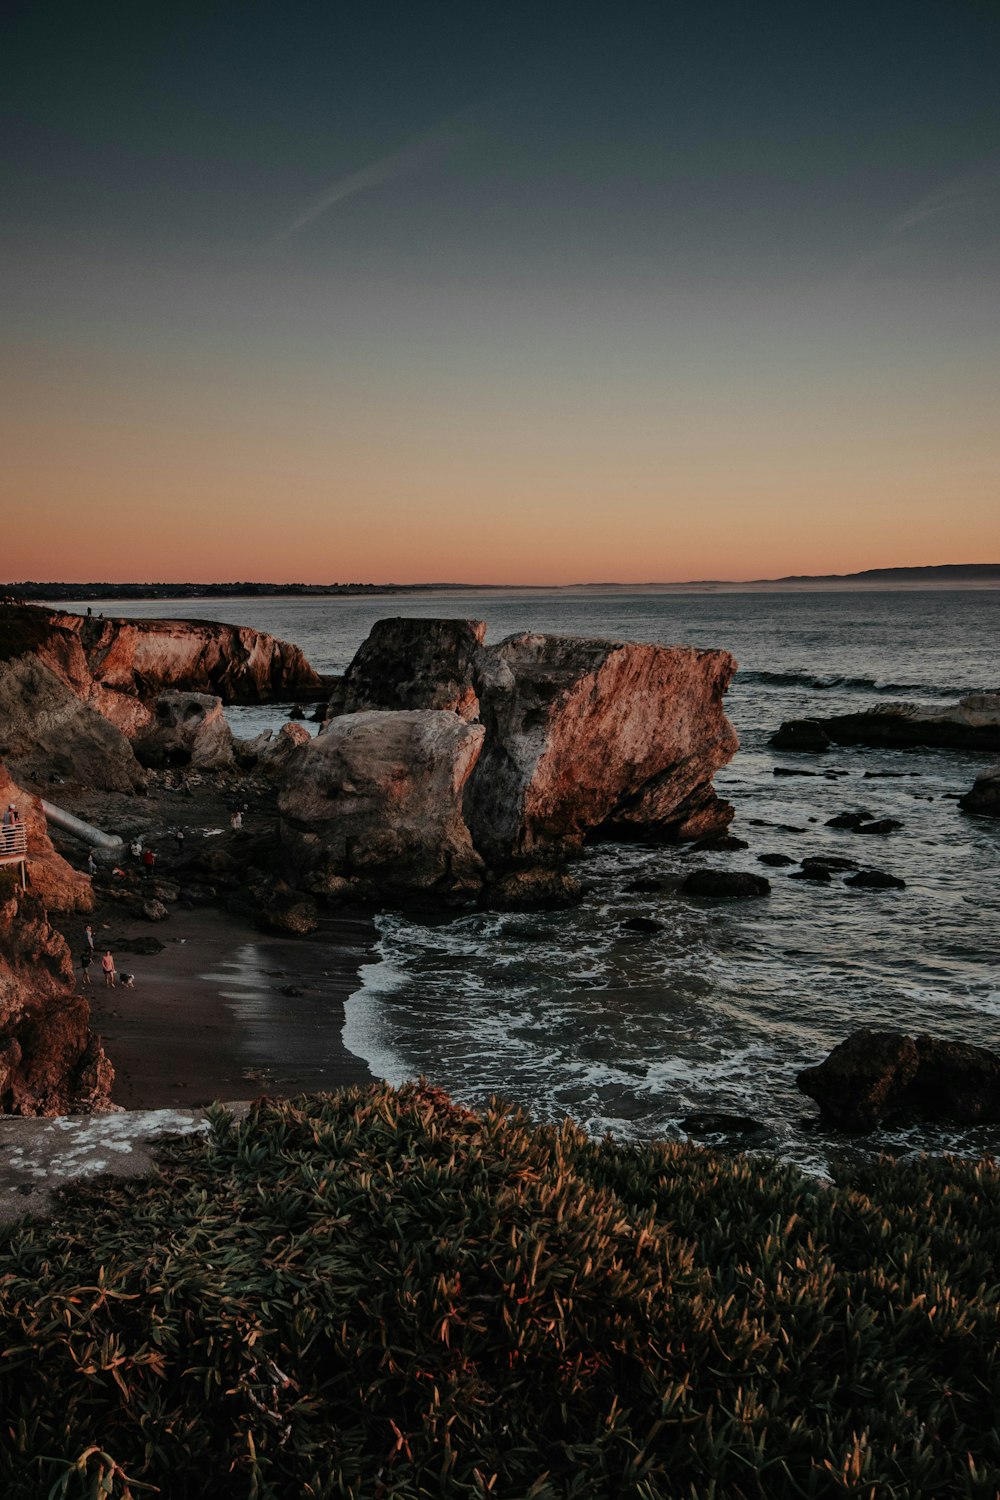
[280,617,738,903]
[0,604,322,790]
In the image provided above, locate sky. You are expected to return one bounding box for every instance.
[2,0,999,585]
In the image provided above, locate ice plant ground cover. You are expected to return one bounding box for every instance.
[0,1082,998,1498]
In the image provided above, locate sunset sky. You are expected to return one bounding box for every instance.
[3,0,999,585]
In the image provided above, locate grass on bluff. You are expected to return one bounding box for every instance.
[0,1082,998,1499]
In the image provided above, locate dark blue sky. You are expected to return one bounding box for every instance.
[4,0,999,581]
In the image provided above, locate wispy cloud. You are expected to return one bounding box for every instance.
[886,158,1000,240]
[264,118,468,248]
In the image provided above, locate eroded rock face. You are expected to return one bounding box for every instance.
[133,692,235,770]
[797,1029,1000,1130]
[0,653,146,793]
[466,634,738,864]
[279,711,486,905]
[772,693,1000,754]
[0,764,93,913]
[1,603,323,754]
[0,886,113,1116]
[329,617,486,722]
[959,768,1000,818]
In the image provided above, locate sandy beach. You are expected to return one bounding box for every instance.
[77,904,377,1111]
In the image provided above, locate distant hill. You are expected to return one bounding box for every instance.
[3,564,999,602]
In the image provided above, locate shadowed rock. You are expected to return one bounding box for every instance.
[959,767,1000,818]
[798,1029,1000,1130]
[279,710,486,906]
[133,692,234,771]
[682,870,770,900]
[772,693,1000,754]
[328,617,486,722]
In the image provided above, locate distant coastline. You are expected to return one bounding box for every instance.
[4,563,1000,602]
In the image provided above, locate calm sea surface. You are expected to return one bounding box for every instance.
[53,590,1000,1171]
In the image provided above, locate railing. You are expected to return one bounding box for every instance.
[0,825,28,859]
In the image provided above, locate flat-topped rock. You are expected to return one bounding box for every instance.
[771,692,1000,754]
[798,1029,1000,1130]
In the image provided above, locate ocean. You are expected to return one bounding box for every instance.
[53,589,1000,1172]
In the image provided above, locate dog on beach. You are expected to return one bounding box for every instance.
[120,972,135,989]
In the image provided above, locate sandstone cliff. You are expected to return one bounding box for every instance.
[280,619,738,903]
[1,603,322,789]
[0,767,113,1115]
[466,633,738,863]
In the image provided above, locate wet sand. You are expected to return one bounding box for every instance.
[82,905,378,1111]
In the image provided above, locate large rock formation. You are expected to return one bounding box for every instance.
[959,767,1000,818]
[0,652,146,793]
[2,601,322,727]
[0,772,113,1114]
[465,634,738,864]
[279,711,486,905]
[133,692,235,770]
[1,603,322,789]
[278,620,739,902]
[329,617,485,721]
[772,693,1000,754]
[797,1029,1000,1130]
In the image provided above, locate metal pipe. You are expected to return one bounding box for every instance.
[41,800,124,852]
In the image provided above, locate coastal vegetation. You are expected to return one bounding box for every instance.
[1,1082,998,1498]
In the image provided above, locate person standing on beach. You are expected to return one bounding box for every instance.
[230,810,243,832]
[79,949,93,988]
[143,847,157,880]
[130,837,143,864]
[87,850,98,876]
[84,923,94,950]
[174,828,185,855]
[101,950,116,988]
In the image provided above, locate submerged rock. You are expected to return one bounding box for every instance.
[682,870,771,900]
[845,869,906,889]
[770,720,833,753]
[486,868,583,912]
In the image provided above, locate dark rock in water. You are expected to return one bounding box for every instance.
[680,1111,765,1137]
[682,870,770,900]
[801,855,858,872]
[287,705,306,720]
[797,1031,919,1130]
[789,865,832,882]
[621,915,662,934]
[845,869,906,889]
[769,720,833,753]
[798,1029,1000,1129]
[758,852,795,867]
[486,868,583,912]
[777,693,1000,753]
[826,811,873,830]
[500,923,550,942]
[773,766,817,777]
[855,818,903,835]
[691,833,749,850]
[623,875,666,893]
[863,770,918,779]
[280,984,305,997]
[959,768,1000,819]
